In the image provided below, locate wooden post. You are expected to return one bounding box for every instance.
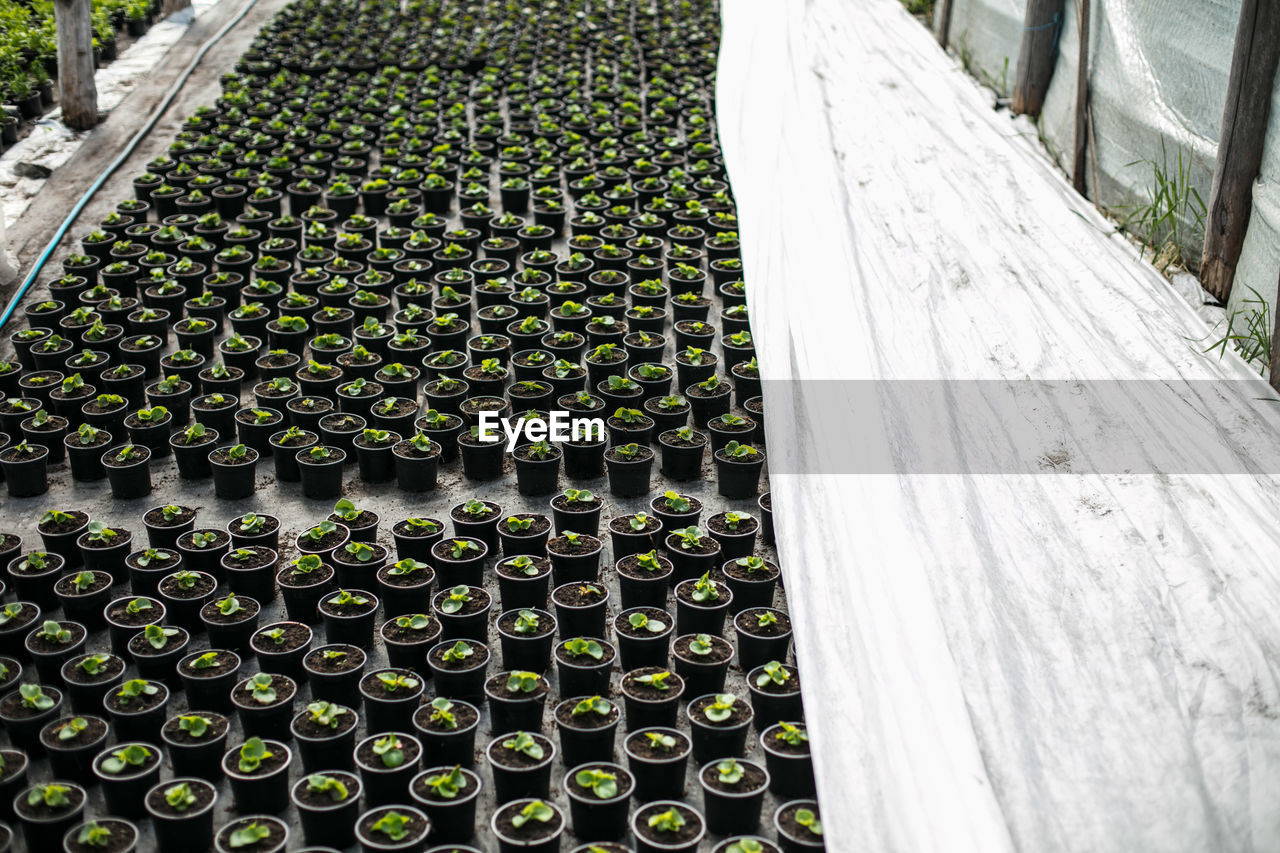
[935,0,955,49]
[1011,0,1064,117]
[1071,0,1090,194]
[1200,0,1280,303]
[54,0,97,132]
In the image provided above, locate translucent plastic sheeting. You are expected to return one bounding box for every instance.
[718,1,1280,851]
[943,0,1280,321]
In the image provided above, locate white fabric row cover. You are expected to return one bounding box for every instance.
[718,0,1280,850]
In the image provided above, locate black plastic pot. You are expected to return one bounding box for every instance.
[145,776,218,853]
[359,668,424,733]
[200,595,262,654]
[485,732,556,803]
[773,800,825,853]
[230,673,298,742]
[354,732,421,806]
[674,577,733,636]
[623,728,691,801]
[161,712,230,782]
[699,758,771,837]
[490,798,564,853]
[621,668,686,732]
[222,739,293,814]
[303,644,367,710]
[554,697,621,769]
[101,444,152,498]
[551,582,610,639]
[41,714,108,785]
[554,638,616,698]
[12,781,85,852]
[614,607,674,671]
[760,723,816,798]
[290,705,359,772]
[92,741,163,819]
[484,672,550,734]
[297,447,346,498]
[291,771,361,850]
[412,698,481,768]
[319,589,380,647]
[409,766,482,845]
[178,649,241,713]
[564,761,633,841]
[209,446,258,499]
[432,585,492,642]
[687,692,755,764]
[746,664,804,731]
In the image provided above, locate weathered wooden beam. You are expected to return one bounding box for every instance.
[1201,0,1280,303]
[935,0,955,49]
[54,0,97,132]
[1011,0,1064,117]
[1071,0,1090,194]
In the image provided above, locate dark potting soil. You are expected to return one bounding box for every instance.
[0,687,60,720]
[217,819,286,851]
[127,551,178,571]
[497,611,554,638]
[293,708,357,740]
[701,760,768,794]
[83,529,133,549]
[550,493,603,512]
[299,529,346,552]
[615,607,670,638]
[755,666,802,696]
[450,501,499,523]
[623,668,684,702]
[145,778,216,816]
[38,511,88,535]
[414,700,478,733]
[766,727,811,756]
[496,556,551,579]
[67,429,113,448]
[489,733,553,769]
[670,536,720,556]
[547,534,600,556]
[660,430,705,448]
[180,529,229,549]
[107,599,161,626]
[485,673,549,701]
[128,628,188,658]
[104,685,165,714]
[161,713,229,745]
[160,573,216,600]
[777,802,822,841]
[760,492,772,511]
[280,563,334,588]
[377,565,434,588]
[359,670,421,699]
[179,651,237,677]
[27,622,86,654]
[228,744,288,778]
[707,513,759,536]
[357,809,427,845]
[723,560,779,582]
[635,803,702,846]
[554,700,619,730]
[293,773,360,808]
[0,533,20,553]
[617,553,672,579]
[494,799,563,842]
[63,654,125,684]
[97,746,160,776]
[0,602,38,631]
[55,571,111,596]
[332,544,387,567]
[738,609,791,637]
[673,634,732,663]
[610,514,661,535]
[675,578,727,606]
[209,447,259,465]
[506,515,552,537]
[232,675,296,708]
[16,783,84,820]
[394,441,438,459]
[252,623,310,652]
[568,763,633,799]
[555,640,616,668]
[690,694,752,727]
[392,517,444,537]
[0,750,26,781]
[224,547,275,570]
[327,510,377,530]
[553,583,607,608]
[304,646,364,674]
[435,587,489,616]
[321,596,377,617]
[274,432,315,448]
[382,616,441,643]
[355,737,420,769]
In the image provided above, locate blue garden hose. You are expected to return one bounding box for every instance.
[0,0,263,333]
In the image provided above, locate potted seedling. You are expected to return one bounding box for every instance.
[103,596,163,658]
[268,425,317,481]
[276,556,334,625]
[13,782,87,851]
[103,678,169,743]
[354,732,422,806]
[550,579,609,639]
[774,801,824,852]
[127,623,189,681]
[632,801,707,853]
[212,815,288,853]
[391,433,441,491]
[555,694,621,769]
[295,519,350,559]
[8,550,64,610]
[425,640,489,704]
[170,422,219,479]
[379,613,441,676]
[228,512,280,551]
[319,588,379,647]
[675,572,733,635]
[409,764,483,844]
[223,736,293,814]
[100,443,151,498]
[302,645,366,710]
[699,756,772,836]
[231,672,297,743]
[485,670,551,734]
[291,700,358,772]
[747,661,804,730]
[26,620,87,684]
[491,798,564,853]
[555,635,617,698]
[332,539,388,588]
[220,548,278,605]
[157,569,216,629]
[614,607,673,671]
[142,503,197,549]
[688,690,755,763]
[665,526,723,585]
[66,423,113,481]
[486,731,557,804]
[125,545,181,599]
[604,441,654,496]
[175,529,230,577]
[354,805,431,853]
[178,650,241,713]
[615,549,672,610]
[359,669,423,734]
[0,683,63,756]
[41,714,109,785]
[208,442,258,499]
[93,741,161,819]
[621,666,686,732]
[290,771,361,849]
[38,509,89,568]
[297,445,346,498]
[161,711,230,782]
[564,761,634,841]
[144,777,218,852]
[60,652,125,715]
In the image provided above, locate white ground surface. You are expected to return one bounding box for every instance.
[720,1,1280,851]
